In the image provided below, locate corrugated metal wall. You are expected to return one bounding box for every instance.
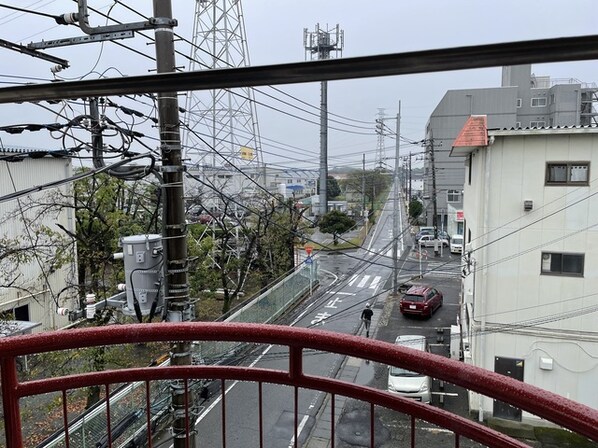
[0,155,75,330]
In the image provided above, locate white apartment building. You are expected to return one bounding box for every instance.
[451,116,598,423]
[0,148,76,332]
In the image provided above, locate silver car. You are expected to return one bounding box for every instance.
[416,234,449,248]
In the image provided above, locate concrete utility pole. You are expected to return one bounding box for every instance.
[408,152,412,204]
[304,24,344,216]
[392,102,401,295]
[362,153,366,215]
[152,1,194,446]
[428,136,439,237]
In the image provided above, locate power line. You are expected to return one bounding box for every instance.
[0,2,63,23]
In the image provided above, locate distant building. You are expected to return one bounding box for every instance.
[0,147,76,331]
[451,119,598,422]
[424,64,598,237]
[185,164,318,214]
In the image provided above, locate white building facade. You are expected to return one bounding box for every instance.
[0,148,76,331]
[451,118,598,423]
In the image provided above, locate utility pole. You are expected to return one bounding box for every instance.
[152,1,194,446]
[428,136,438,238]
[392,102,401,295]
[408,151,412,204]
[362,153,366,216]
[304,24,344,216]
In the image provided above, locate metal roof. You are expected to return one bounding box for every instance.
[450,123,598,157]
[489,124,598,136]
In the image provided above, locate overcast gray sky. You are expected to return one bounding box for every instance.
[0,1,597,172]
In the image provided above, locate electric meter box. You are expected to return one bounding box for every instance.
[121,234,163,316]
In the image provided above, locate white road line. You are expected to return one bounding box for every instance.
[287,414,310,448]
[192,288,317,430]
[320,269,339,287]
[193,343,274,427]
[327,291,355,296]
[369,276,382,290]
[348,274,358,286]
[357,275,370,288]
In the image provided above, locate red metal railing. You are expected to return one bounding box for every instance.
[1,322,597,447]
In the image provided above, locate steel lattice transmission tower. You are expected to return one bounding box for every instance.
[183,0,263,181]
[374,108,387,169]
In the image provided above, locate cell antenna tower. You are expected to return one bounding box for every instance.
[304,23,344,216]
[183,0,263,176]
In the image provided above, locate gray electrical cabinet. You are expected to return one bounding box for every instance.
[121,234,163,317]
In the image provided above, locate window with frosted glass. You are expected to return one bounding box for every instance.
[546,162,589,185]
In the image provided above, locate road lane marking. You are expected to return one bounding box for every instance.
[369,276,381,290]
[288,414,310,448]
[325,297,343,309]
[192,295,320,431]
[348,274,358,286]
[193,343,274,427]
[310,311,332,325]
[357,275,370,288]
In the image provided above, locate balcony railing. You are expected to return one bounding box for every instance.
[1,322,597,447]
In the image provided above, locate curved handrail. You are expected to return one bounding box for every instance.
[1,322,597,444]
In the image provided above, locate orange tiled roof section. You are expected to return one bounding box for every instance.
[452,115,488,148]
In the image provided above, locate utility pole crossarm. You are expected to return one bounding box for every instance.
[77,0,175,35]
[0,38,69,68]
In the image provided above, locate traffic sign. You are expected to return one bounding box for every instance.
[305,245,313,256]
[305,256,313,265]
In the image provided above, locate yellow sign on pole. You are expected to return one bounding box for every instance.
[240,146,254,160]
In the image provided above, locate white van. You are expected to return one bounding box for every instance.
[450,235,464,254]
[387,335,431,403]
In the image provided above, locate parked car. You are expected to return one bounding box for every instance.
[450,234,464,254]
[415,227,451,243]
[416,234,449,248]
[399,285,443,318]
[438,230,451,243]
[387,335,431,403]
[415,229,433,241]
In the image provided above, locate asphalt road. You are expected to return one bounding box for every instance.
[189,189,481,447]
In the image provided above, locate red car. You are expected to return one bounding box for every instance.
[399,285,443,318]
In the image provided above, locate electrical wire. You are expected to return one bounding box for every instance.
[0,154,155,204]
[0,2,62,23]
[7,0,596,336]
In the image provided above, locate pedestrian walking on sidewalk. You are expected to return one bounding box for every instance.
[361,303,374,337]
